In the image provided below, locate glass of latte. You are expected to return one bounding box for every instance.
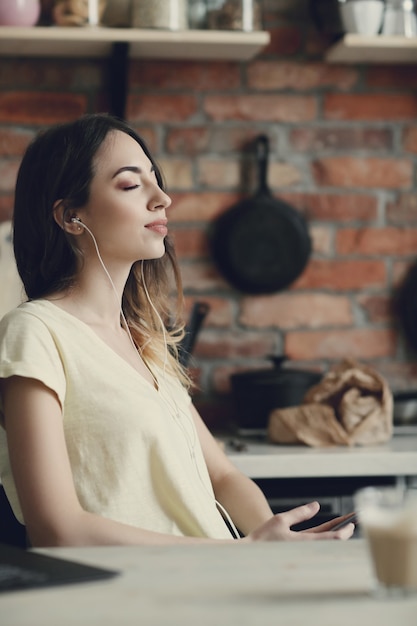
[355,486,417,596]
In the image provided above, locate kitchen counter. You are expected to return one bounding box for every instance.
[1,541,416,626]
[225,435,417,481]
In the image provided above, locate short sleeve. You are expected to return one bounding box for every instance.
[0,307,66,419]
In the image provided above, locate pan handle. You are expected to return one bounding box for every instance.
[255,134,270,196]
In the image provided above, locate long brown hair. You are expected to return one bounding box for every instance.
[13,113,190,385]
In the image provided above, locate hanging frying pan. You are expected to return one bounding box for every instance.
[210,135,311,295]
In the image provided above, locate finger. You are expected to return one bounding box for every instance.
[278,501,320,528]
[300,522,355,541]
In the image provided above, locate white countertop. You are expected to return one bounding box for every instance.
[1,541,416,626]
[225,435,417,479]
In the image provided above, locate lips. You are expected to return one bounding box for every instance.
[145,219,168,236]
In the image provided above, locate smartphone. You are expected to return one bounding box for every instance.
[329,512,358,531]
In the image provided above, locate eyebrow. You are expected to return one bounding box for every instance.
[112,165,155,178]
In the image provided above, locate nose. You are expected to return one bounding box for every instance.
[149,184,171,212]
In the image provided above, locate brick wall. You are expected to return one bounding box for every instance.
[1,0,417,429]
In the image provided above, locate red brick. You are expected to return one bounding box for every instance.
[305,29,335,56]
[179,260,229,291]
[310,226,332,255]
[211,366,239,394]
[386,194,417,225]
[171,228,209,259]
[203,95,317,122]
[366,66,417,90]
[127,94,198,122]
[356,294,394,324]
[194,330,277,359]
[324,93,417,121]
[0,127,34,157]
[130,125,157,154]
[337,227,417,256]
[392,259,414,288]
[285,328,397,360]
[129,60,241,90]
[260,25,302,56]
[312,157,412,189]
[197,159,241,189]
[0,59,105,90]
[166,127,211,156]
[403,126,417,153]
[247,62,357,91]
[184,296,234,328]
[0,196,13,221]
[0,92,86,124]
[0,160,20,192]
[293,259,386,290]
[376,361,417,391]
[170,192,241,222]
[197,157,301,189]
[278,192,378,222]
[157,158,192,190]
[240,293,353,329]
[290,127,393,152]
[166,127,269,156]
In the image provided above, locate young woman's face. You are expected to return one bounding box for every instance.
[78,130,171,265]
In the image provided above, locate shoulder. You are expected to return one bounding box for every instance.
[0,300,50,335]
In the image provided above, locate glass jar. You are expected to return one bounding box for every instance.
[52,0,107,26]
[382,0,417,37]
[131,0,188,30]
[206,0,262,32]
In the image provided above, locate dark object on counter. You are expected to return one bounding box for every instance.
[210,135,312,295]
[395,258,417,357]
[0,542,119,592]
[393,390,417,426]
[231,356,323,434]
[178,301,210,368]
[0,485,27,549]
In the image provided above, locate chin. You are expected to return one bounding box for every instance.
[141,245,166,261]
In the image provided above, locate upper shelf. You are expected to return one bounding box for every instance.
[0,26,270,61]
[325,34,417,64]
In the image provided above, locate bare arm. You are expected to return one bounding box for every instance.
[191,404,355,541]
[190,404,274,535]
[1,377,353,546]
[1,376,232,547]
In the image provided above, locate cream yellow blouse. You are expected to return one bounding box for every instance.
[0,300,232,539]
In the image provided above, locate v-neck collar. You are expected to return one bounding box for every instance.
[34,299,160,392]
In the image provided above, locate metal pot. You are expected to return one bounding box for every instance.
[230,356,323,434]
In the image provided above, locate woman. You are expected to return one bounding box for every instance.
[0,114,354,546]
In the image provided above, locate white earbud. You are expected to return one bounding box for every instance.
[71,217,83,227]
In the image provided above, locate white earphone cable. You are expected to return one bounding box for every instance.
[78,221,240,539]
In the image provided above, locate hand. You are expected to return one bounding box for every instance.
[243,502,355,542]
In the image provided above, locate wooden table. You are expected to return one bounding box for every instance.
[1,540,416,626]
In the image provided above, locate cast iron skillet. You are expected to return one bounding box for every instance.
[210,135,311,294]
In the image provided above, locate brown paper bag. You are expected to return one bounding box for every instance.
[268,359,393,447]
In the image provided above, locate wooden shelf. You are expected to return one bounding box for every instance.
[326,34,417,64]
[0,26,270,61]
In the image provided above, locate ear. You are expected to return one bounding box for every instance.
[53,200,83,235]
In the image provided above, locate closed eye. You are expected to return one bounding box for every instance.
[124,184,140,191]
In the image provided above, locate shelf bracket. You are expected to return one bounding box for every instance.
[108,41,129,119]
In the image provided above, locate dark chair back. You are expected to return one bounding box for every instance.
[0,484,27,548]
